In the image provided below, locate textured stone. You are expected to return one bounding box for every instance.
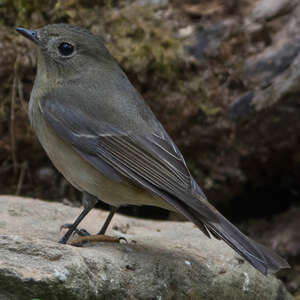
[0,196,292,300]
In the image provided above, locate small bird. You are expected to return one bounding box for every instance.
[16,24,289,275]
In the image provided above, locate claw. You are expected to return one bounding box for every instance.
[72,228,90,237]
[60,223,73,232]
[60,224,91,237]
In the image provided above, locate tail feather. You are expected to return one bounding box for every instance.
[137,179,289,275]
[203,210,290,274]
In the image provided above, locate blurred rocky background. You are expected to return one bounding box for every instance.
[0,0,299,297]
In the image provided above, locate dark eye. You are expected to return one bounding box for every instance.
[58,42,74,56]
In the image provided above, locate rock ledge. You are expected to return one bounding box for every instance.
[0,196,292,300]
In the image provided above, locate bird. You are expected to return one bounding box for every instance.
[16,24,289,275]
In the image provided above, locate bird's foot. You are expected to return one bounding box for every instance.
[60,223,91,237]
[60,223,126,247]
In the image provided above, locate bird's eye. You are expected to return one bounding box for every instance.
[58,42,74,56]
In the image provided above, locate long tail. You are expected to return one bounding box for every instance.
[132,175,290,275]
[156,187,290,275]
[197,207,290,275]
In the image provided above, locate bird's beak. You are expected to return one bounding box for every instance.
[16,27,40,45]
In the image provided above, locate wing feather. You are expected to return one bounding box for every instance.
[39,87,289,274]
[39,89,215,223]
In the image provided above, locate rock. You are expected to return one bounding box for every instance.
[35,166,57,184]
[251,0,298,22]
[243,1,300,88]
[188,19,237,59]
[0,196,292,300]
[137,0,168,7]
[182,1,224,17]
[231,52,300,121]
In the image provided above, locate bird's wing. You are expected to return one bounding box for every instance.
[39,88,216,225]
[39,88,289,274]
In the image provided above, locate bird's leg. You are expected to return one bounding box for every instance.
[98,206,117,235]
[70,206,126,246]
[61,205,117,236]
[59,192,97,244]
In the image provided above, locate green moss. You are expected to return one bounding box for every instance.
[103,4,184,84]
[0,0,57,26]
[182,76,222,117]
[13,0,46,25]
[199,102,222,116]
[13,0,38,18]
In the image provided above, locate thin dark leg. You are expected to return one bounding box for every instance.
[59,207,93,244]
[98,206,118,235]
[59,192,97,244]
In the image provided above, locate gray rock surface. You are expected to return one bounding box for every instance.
[0,196,292,300]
